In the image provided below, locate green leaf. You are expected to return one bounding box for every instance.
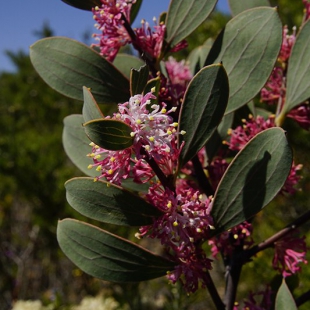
[187,38,213,75]
[65,177,161,226]
[61,0,101,11]
[130,65,149,96]
[130,0,143,24]
[211,127,292,235]
[113,54,145,79]
[275,280,297,310]
[57,219,175,282]
[284,19,310,114]
[30,37,130,104]
[62,115,98,177]
[178,64,229,166]
[84,119,133,150]
[206,7,282,114]
[228,0,270,16]
[165,0,217,48]
[82,86,104,123]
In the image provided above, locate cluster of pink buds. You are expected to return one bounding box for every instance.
[138,182,214,292]
[273,232,308,277]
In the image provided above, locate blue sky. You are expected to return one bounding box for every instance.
[0,0,230,72]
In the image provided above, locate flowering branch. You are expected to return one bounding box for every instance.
[247,209,310,257]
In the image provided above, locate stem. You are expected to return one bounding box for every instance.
[296,290,310,307]
[247,209,310,258]
[121,13,158,76]
[141,148,175,192]
[224,259,243,310]
[192,155,214,196]
[205,270,226,310]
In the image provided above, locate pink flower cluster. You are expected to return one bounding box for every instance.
[92,0,132,61]
[92,0,187,62]
[273,232,308,277]
[87,91,184,184]
[234,286,273,310]
[226,114,302,195]
[139,182,214,292]
[208,222,254,259]
[164,56,193,103]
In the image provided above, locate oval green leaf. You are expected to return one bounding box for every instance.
[205,7,282,114]
[130,65,149,96]
[113,54,145,79]
[84,119,133,150]
[228,0,270,16]
[57,219,175,282]
[63,115,98,177]
[275,280,297,310]
[30,37,130,104]
[65,177,161,226]
[82,86,104,123]
[211,127,292,235]
[61,0,101,11]
[165,0,217,48]
[284,19,310,114]
[178,64,229,166]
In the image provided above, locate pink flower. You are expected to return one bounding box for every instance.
[303,0,310,21]
[287,103,310,130]
[208,222,254,258]
[138,182,214,293]
[243,286,273,310]
[226,115,275,152]
[165,56,193,102]
[134,18,166,59]
[92,0,133,61]
[226,115,302,195]
[260,26,296,106]
[260,67,284,105]
[281,162,303,195]
[87,145,132,185]
[87,92,185,185]
[279,26,296,63]
[206,157,229,190]
[273,232,308,277]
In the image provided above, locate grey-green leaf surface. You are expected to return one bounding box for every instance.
[187,38,213,75]
[63,115,98,177]
[61,0,101,11]
[228,0,270,16]
[205,7,282,114]
[178,64,229,166]
[113,54,145,79]
[165,0,217,48]
[275,280,297,310]
[130,65,149,96]
[65,177,161,226]
[284,19,310,114]
[30,37,130,104]
[57,219,175,282]
[84,119,133,150]
[82,87,104,123]
[211,127,292,235]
